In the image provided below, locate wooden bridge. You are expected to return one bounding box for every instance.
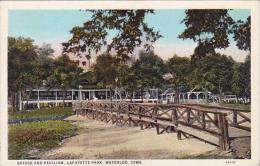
[73,101,251,151]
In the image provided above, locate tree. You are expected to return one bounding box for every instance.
[92,53,118,88]
[62,10,162,60]
[231,55,250,98]
[194,53,235,96]
[8,37,39,111]
[132,51,166,100]
[36,43,54,57]
[179,9,235,59]
[165,55,191,103]
[233,16,251,51]
[21,44,55,107]
[47,55,83,106]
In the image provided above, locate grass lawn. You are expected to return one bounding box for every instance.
[8,120,78,159]
[218,103,251,110]
[9,107,73,120]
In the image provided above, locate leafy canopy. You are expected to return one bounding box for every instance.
[62,10,162,60]
[165,55,191,87]
[179,9,251,59]
[233,16,251,51]
[8,37,39,92]
[132,51,166,89]
[47,55,83,89]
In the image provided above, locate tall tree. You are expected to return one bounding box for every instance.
[180,10,251,60]
[194,53,235,96]
[233,16,251,51]
[165,55,191,103]
[47,55,83,105]
[36,43,54,57]
[62,10,162,60]
[231,55,250,98]
[179,9,235,60]
[92,53,118,88]
[8,37,39,111]
[132,51,166,95]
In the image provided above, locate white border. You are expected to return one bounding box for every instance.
[0,1,259,166]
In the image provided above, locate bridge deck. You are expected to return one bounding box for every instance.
[73,101,251,151]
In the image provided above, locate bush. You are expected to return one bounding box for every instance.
[9,107,73,120]
[8,120,77,159]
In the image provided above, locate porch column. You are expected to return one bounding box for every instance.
[79,90,82,101]
[156,88,159,104]
[37,90,40,109]
[72,90,74,100]
[55,91,58,106]
[105,90,108,100]
[19,91,22,111]
[196,93,199,102]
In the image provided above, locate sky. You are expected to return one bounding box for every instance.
[8,9,250,62]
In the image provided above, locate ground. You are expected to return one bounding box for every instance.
[38,115,238,159]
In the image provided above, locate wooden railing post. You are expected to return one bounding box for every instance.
[116,105,120,126]
[187,108,191,124]
[217,114,224,150]
[217,114,230,150]
[233,111,238,126]
[222,114,230,150]
[201,112,206,129]
[128,105,132,127]
[171,108,178,126]
[177,131,182,140]
[153,107,159,134]
[214,113,219,127]
[138,106,143,130]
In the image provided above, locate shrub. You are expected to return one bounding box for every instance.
[9,107,73,120]
[8,120,77,159]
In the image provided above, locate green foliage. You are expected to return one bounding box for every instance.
[93,54,118,88]
[62,10,162,59]
[233,16,251,51]
[8,120,77,159]
[8,37,41,111]
[78,71,97,87]
[132,51,166,89]
[180,9,250,60]
[8,37,83,111]
[165,55,191,87]
[231,55,250,97]
[192,53,235,94]
[9,107,73,120]
[47,55,83,89]
[8,37,39,92]
[179,9,235,58]
[36,43,54,57]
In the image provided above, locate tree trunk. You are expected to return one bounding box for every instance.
[63,90,65,107]
[175,85,179,104]
[11,92,16,112]
[110,88,112,102]
[218,83,223,104]
[15,92,19,112]
[141,87,143,103]
[21,91,24,112]
[25,89,33,110]
[204,88,208,104]
[130,90,133,102]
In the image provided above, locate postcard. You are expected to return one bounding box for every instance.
[0,1,259,166]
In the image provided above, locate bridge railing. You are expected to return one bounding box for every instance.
[182,104,251,131]
[73,101,230,150]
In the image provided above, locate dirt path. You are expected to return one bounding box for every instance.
[39,115,234,159]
